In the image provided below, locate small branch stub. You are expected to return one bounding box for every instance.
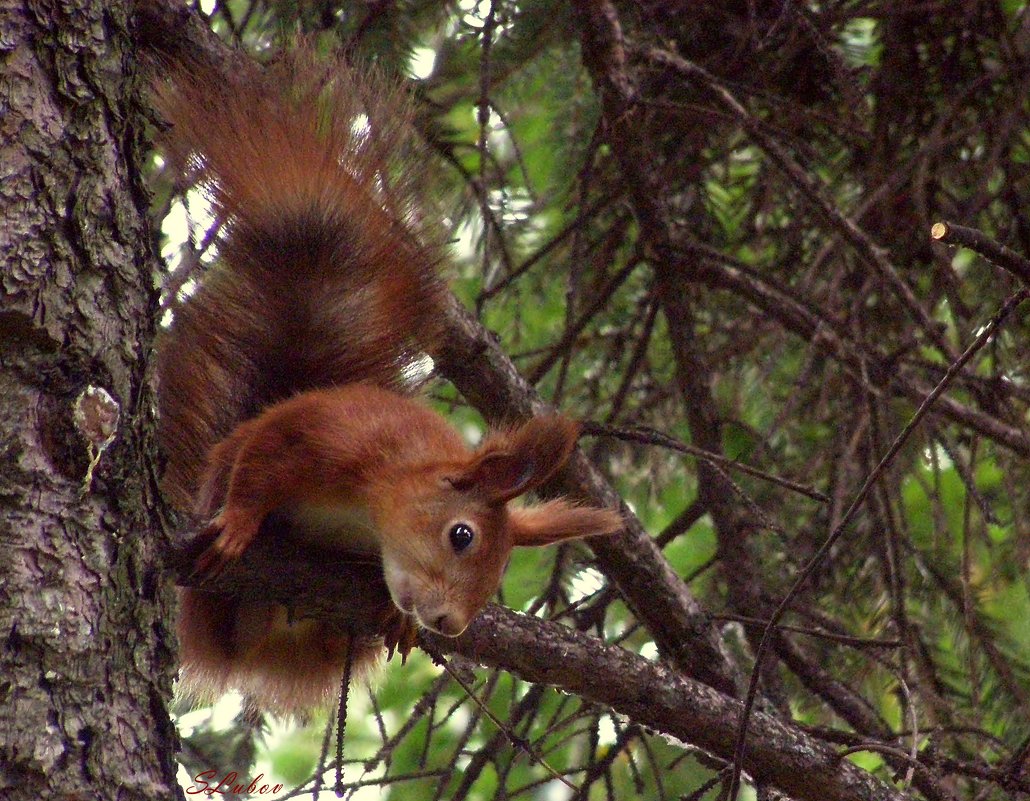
[931,221,1030,285]
[73,385,120,493]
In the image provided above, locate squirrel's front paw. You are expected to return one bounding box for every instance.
[193,512,258,579]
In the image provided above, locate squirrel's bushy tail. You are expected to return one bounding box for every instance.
[155,52,444,508]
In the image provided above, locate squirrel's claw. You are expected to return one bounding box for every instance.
[192,520,235,580]
[398,619,417,664]
[192,547,228,580]
[381,608,418,663]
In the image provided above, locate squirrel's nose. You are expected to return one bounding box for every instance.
[433,614,450,633]
[426,611,466,637]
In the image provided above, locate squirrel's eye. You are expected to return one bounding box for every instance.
[449,523,475,553]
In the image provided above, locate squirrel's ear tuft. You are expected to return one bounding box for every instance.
[446,416,581,503]
[509,499,623,546]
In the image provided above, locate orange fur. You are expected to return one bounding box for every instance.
[156,51,623,715]
[176,590,388,716]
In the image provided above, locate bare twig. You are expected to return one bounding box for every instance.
[583,421,830,504]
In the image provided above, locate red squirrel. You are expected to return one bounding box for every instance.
[154,52,623,713]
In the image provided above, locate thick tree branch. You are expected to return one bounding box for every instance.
[175,538,917,801]
[423,605,918,801]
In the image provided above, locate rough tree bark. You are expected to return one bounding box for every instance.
[0,2,179,799]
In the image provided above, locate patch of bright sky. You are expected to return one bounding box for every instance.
[539,776,575,801]
[351,112,371,139]
[162,186,216,257]
[457,0,514,34]
[159,198,188,272]
[923,444,953,469]
[458,0,487,26]
[453,215,482,265]
[174,690,244,738]
[597,714,617,748]
[495,186,533,227]
[401,353,436,385]
[567,566,605,603]
[638,641,658,661]
[161,188,216,307]
[457,417,486,445]
[409,47,436,80]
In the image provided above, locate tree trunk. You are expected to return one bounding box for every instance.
[0,2,179,799]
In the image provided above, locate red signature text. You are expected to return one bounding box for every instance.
[186,770,284,796]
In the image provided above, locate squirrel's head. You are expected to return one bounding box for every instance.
[373,416,623,636]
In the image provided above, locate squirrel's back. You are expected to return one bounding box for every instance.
[155,53,444,510]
